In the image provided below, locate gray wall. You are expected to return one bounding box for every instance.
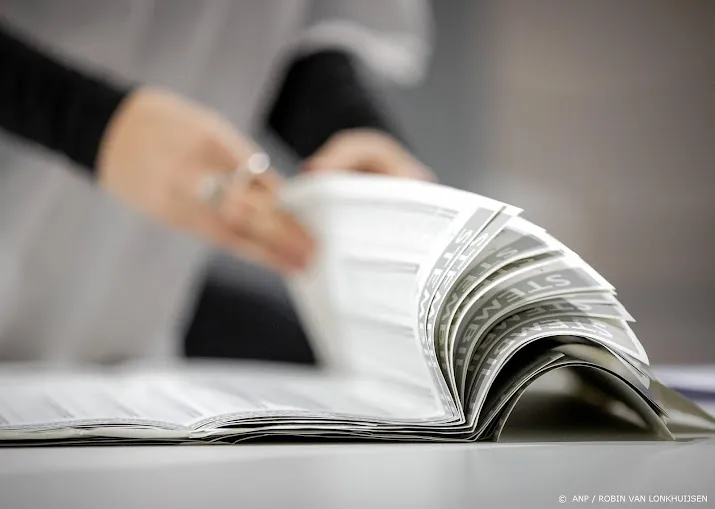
[385,0,473,189]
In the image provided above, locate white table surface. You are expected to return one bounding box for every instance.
[1,365,713,508]
[1,439,714,509]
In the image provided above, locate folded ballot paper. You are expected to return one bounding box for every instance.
[1,173,714,445]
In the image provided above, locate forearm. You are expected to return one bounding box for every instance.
[266,49,403,158]
[0,21,129,174]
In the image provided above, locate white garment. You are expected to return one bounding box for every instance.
[0,0,431,363]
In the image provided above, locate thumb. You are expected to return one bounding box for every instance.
[300,155,346,174]
[302,145,436,181]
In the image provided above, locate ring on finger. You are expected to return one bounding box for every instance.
[234,152,271,188]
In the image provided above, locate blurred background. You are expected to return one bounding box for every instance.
[2,0,713,365]
[394,0,714,363]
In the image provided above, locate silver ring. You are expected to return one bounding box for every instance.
[197,153,270,206]
[196,172,231,206]
[235,152,270,184]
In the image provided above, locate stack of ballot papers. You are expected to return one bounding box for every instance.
[1,173,714,444]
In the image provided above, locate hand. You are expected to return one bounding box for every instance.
[97,87,315,274]
[301,129,435,181]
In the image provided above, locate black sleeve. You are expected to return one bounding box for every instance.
[0,21,130,174]
[266,49,403,158]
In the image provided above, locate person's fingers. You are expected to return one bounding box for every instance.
[236,166,282,195]
[219,182,315,271]
[182,193,303,274]
[218,130,283,192]
[171,161,309,272]
[303,131,435,181]
[243,206,315,270]
[306,152,435,181]
[192,209,296,273]
[304,133,394,173]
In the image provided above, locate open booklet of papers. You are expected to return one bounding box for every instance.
[1,173,714,444]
